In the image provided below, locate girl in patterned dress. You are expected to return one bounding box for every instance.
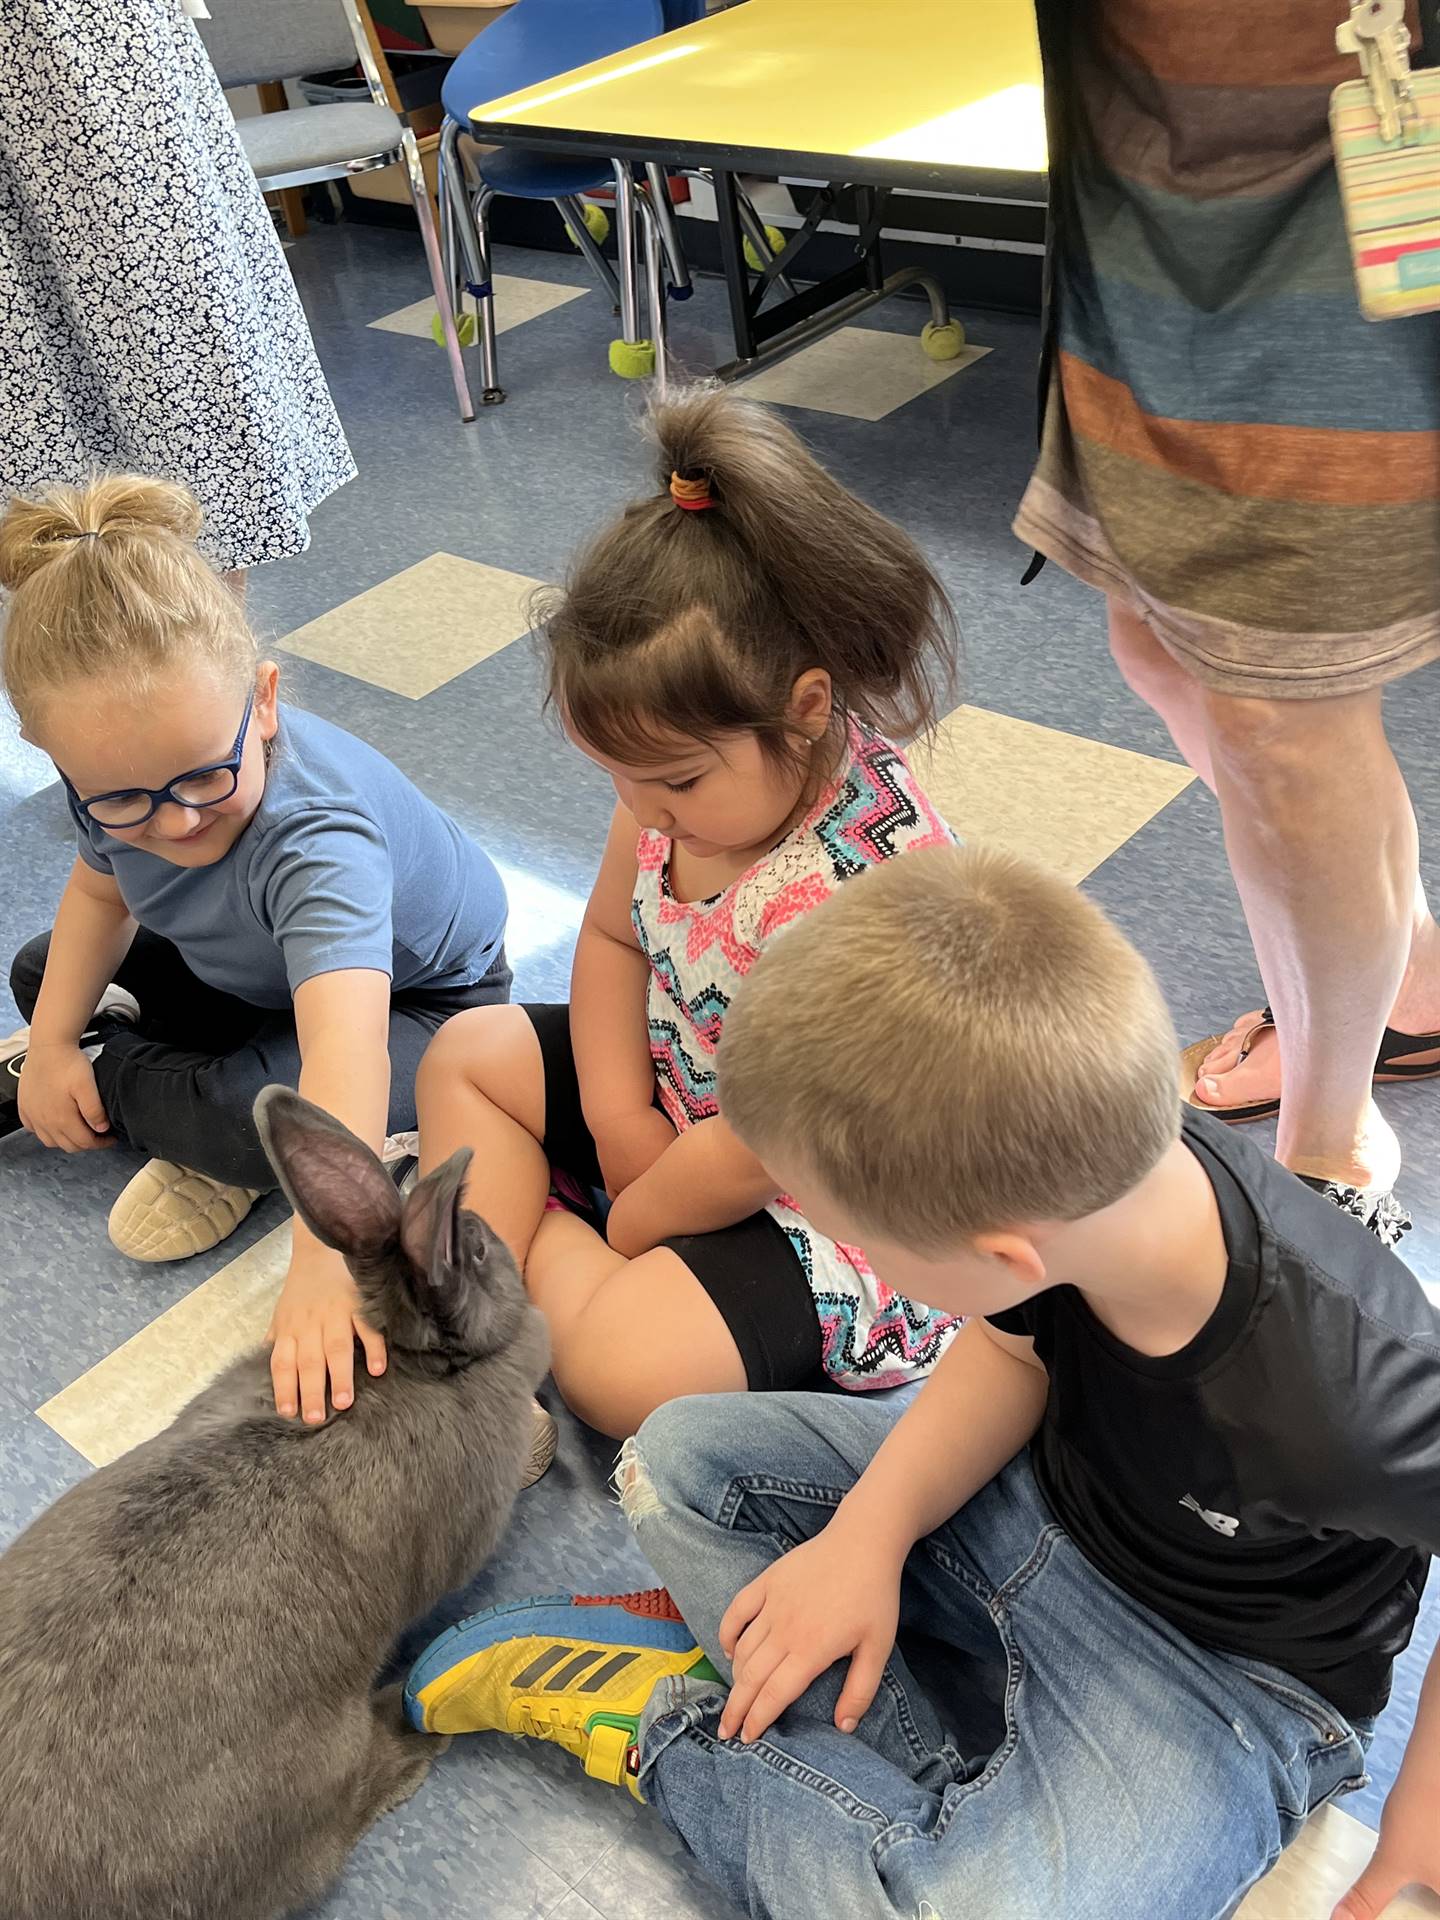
[418,389,964,1439]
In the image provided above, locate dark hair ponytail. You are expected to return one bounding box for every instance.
[536,385,961,770]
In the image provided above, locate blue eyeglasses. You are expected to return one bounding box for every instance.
[61,691,256,829]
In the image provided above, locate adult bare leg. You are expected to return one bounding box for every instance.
[1200,687,1413,1188]
[1107,602,1215,787]
[1109,602,1440,1160]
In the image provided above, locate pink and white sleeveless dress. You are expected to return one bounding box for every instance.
[631,724,961,1391]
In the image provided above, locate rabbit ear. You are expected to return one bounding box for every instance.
[399,1148,473,1328]
[253,1086,402,1259]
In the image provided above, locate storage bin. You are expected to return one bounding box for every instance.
[414,1,514,57]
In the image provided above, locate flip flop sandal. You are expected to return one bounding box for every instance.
[1374,1024,1440,1084]
[1183,1008,1440,1126]
[1181,1010,1281,1124]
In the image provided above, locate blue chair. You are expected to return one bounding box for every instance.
[436,0,681,402]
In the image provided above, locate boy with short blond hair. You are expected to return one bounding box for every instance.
[404,847,1440,1920]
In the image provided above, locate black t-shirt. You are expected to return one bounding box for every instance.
[987,1111,1440,1720]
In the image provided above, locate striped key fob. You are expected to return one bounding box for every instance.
[1331,68,1440,321]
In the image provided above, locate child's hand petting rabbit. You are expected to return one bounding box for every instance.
[0,1086,549,1920]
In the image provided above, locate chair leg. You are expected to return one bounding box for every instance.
[610,160,643,346]
[471,186,502,400]
[401,125,475,422]
[638,190,669,396]
[437,122,467,322]
[439,118,505,402]
[554,194,621,306]
[643,162,692,300]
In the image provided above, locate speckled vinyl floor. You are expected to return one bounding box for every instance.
[2,219,1437,1919]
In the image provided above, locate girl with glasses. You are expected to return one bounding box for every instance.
[0,474,554,1474]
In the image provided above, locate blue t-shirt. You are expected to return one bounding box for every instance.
[70,707,507,1009]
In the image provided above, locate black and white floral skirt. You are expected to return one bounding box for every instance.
[0,0,356,570]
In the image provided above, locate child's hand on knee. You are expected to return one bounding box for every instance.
[716,1527,904,1746]
[17,1044,114,1152]
[267,1248,387,1424]
[592,1108,676,1199]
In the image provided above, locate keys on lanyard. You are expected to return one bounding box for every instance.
[1337,0,1420,143]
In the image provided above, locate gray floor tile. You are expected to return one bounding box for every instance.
[0,1392,90,1546]
[571,1829,741,1919]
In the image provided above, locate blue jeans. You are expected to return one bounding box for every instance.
[626,1392,1371,1920]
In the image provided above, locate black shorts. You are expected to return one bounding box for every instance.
[523,1003,823,1393]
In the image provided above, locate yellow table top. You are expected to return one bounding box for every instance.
[468,0,1046,188]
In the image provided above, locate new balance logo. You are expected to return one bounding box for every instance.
[1179,1494,1240,1537]
[510,1643,640,1692]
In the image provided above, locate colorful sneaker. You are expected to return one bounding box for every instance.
[404,1589,720,1800]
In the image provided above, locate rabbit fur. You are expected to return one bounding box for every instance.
[0,1085,550,1920]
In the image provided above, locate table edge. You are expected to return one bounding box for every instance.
[467,115,1048,200]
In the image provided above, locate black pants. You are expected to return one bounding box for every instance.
[9,929,511,1190]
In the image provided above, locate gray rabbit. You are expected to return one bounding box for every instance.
[0,1086,550,1920]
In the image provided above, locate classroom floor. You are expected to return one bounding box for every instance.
[3,217,1439,1920]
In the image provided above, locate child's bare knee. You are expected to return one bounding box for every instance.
[611,1398,700,1532]
[417,1004,519,1099]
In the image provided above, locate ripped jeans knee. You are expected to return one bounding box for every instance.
[613,1431,664,1527]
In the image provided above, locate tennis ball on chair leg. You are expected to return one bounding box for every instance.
[921,319,966,360]
[431,310,478,348]
[742,224,786,272]
[609,337,656,379]
[565,202,611,249]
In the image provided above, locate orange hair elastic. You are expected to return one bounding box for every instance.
[670,471,716,512]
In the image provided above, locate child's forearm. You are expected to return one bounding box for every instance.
[1336,1641,1440,1912]
[292,972,391,1147]
[289,970,392,1263]
[28,860,137,1047]
[1394,1646,1440,1802]
[606,1116,778,1254]
[570,920,657,1127]
[828,1322,1049,1561]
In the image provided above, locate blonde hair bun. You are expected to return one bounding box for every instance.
[0,474,203,592]
[0,473,255,730]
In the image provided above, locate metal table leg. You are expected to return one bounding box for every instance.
[711,169,759,363]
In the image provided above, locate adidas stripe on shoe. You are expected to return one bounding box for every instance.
[404,1589,719,1799]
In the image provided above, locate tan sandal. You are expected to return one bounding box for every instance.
[522,1400,559,1489]
[108,1159,258,1262]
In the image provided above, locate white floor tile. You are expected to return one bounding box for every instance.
[37,1224,290,1467]
[740,325,990,421]
[280,552,543,699]
[370,274,587,342]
